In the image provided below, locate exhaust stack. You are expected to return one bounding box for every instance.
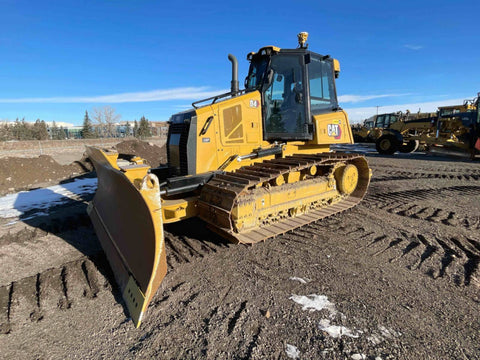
[228,54,239,96]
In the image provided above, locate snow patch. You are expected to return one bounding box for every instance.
[0,178,97,219]
[318,319,359,338]
[289,293,401,345]
[285,344,300,359]
[289,294,337,315]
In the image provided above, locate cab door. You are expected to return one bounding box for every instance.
[262,53,310,140]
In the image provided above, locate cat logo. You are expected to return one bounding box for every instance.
[327,124,342,139]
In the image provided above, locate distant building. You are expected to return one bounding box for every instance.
[149,121,169,137]
[64,126,83,138]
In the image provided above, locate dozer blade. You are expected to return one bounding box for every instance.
[86,146,167,327]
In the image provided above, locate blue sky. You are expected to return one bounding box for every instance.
[0,0,478,125]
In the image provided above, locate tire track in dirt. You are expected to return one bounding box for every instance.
[196,299,262,360]
[369,164,480,174]
[131,272,263,359]
[365,185,480,207]
[164,235,227,268]
[373,203,479,231]
[372,171,480,182]
[0,215,231,334]
[363,185,480,231]
[325,221,480,287]
[163,220,231,268]
[0,257,109,334]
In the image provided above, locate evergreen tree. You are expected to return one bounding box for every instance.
[133,120,138,138]
[40,120,48,140]
[11,118,33,140]
[19,119,31,140]
[33,119,48,140]
[125,121,131,137]
[59,126,66,139]
[0,123,9,141]
[12,118,21,140]
[81,110,95,139]
[137,116,151,139]
[50,121,60,139]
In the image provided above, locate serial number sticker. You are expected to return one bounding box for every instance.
[327,124,342,139]
[202,137,210,143]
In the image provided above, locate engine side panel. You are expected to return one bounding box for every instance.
[194,91,266,174]
[308,110,354,145]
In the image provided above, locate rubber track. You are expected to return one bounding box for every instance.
[198,152,370,244]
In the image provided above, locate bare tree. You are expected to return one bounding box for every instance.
[93,106,121,137]
[92,107,105,137]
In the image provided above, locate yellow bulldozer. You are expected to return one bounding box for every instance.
[86,33,371,327]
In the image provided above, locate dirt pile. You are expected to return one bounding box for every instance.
[0,155,92,196]
[115,139,167,168]
[0,139,166,196]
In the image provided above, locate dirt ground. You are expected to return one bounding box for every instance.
[0,145,479,359]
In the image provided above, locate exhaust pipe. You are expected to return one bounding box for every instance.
[228,54,239,96]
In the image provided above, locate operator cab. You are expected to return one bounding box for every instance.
[364,119,374,129]
[245,34,339,141]
[374,113,399,129]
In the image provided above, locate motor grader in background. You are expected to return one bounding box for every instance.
[352,110,436,151]
[374,96,479,155]
[86,33,371,327]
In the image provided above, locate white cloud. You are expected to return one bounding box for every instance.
[338,93,408,103]
[404,44,423,50]
[0,87,229,104]
[344,98,466,123]
[0,120,74,127]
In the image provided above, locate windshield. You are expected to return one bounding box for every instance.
[245,56,268,90]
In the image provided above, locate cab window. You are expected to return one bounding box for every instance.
[263,54,307,139]
[375,115,385,128]
[308,56,338,113]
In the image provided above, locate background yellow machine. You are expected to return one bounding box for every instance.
[352,110,436,151]
[86,33,371,326]
[373,96,479,155]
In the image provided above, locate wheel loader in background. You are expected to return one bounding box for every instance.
[86,33,371,327]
